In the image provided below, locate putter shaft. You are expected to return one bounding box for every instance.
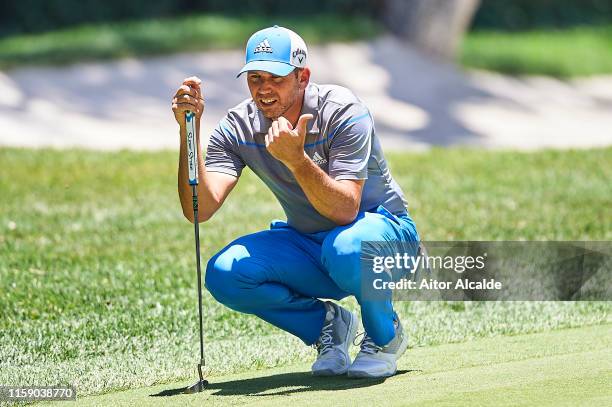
[192,184,206,375]
[185,110,208,393]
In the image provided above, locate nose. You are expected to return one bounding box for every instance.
[258,82,274,95]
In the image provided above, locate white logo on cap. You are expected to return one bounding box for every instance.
[254,39,273,53]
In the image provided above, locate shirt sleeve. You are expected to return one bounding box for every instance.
[327,105,373,181]
[204,118,245,178]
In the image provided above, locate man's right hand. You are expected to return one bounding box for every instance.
[172,76,204,128]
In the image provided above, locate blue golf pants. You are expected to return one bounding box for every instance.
[205,205,419,347]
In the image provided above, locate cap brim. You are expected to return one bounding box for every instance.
[236,60,296,78]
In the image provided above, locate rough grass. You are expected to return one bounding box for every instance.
[0,147,610,397]
[1,16,611,78]
[0,14,380,70]
[461,25,612,77]
[2,13,611,78]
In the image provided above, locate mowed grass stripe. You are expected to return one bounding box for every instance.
[60,324,612,406]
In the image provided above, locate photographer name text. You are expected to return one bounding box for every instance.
[373,278,502,291]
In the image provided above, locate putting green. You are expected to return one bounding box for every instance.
[53,324,611,406]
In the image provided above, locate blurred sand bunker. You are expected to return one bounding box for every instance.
[0,36,611,151]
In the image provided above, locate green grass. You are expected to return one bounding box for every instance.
[0,14,380,70]
[0,147,611,398]
[50,325,612,406]
[461,25,612,77]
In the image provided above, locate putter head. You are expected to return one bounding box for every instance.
[184,379,208,394]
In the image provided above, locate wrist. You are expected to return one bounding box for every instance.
[285,152,310,173]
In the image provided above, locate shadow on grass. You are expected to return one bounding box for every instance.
[151,369,417,398]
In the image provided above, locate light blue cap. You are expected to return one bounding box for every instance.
[237,25,308,77]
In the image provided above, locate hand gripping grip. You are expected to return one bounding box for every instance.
[185,111,198,186]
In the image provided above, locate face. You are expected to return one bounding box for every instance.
[247,69,308,120]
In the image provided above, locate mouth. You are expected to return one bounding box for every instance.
[258,97,278,107]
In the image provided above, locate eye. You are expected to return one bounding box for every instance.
[272,76,284,84]
[249,75,261,83]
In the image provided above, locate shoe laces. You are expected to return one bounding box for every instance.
[353,331,382,355]
[314,321,334,355]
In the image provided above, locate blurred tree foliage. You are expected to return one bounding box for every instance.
[1,0,611,38]
[0,0,382,37]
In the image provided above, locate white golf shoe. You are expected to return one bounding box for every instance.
[347,317,408,378]
[311,301,358,376]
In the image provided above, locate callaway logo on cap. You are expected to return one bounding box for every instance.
[237,25,308,77]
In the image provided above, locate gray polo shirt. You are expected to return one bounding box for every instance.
[205,82,408,233]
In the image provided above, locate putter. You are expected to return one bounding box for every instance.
[183,110,209,394]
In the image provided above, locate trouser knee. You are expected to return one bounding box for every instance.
[204,248,253,310]
[204,252,233,305]
[321,229,362,295]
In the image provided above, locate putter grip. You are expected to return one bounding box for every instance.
[185,111,198,185]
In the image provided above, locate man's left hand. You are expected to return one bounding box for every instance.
[266,114,313,168]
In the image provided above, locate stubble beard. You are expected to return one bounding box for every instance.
[260,102,290,120]
[258,83,300,120]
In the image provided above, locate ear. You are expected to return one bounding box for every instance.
[298,67,310,91]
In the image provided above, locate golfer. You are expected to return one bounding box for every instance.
[172,26,419,378]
